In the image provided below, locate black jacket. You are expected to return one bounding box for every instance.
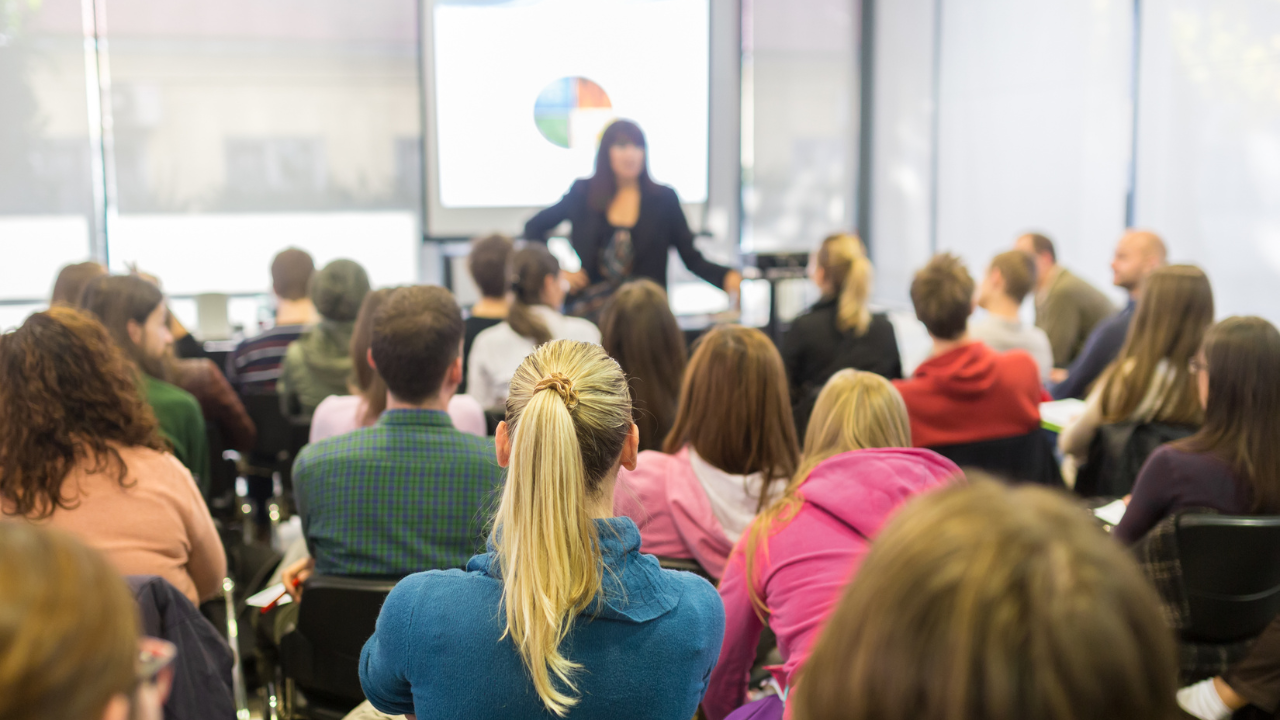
[782,298,902,436]
[523,179,730,290]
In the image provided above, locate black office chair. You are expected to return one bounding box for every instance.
[929,430,1063,486]
[1074,422,1197,498]
[1176,513,1280,644]
[243,394,310,524]
[277,575,398,719]
[204,421,240,522]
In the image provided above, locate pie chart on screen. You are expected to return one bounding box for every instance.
[533,76,614,149]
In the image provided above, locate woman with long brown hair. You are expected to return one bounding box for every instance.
[613,324,800,580]
[702,370,959,720]
[791,481,1178,720]
[1115,316,1280,544]
[1061,264,1214,463]
[308,287,486,440]
[599,279,687,452]
[0,308,225,605]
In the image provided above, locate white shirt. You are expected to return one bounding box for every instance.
[688,448,787,544]
[466,305,601,411]
[968,314,1055,383]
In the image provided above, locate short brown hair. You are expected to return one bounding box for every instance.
[271,248,315,300]
[792,479,1178,720]
[370,286,463,404]
[469,234,514,299]
[50,261,106,307]
[0,307,167,518]
[910,253,975,340]
[663,325,799,511]
[0,525,140,720]
[990,250,1036,303]
[1023,232,1056,261]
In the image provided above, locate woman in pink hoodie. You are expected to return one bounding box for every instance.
[703,370,960,720]
[613,325,800,580]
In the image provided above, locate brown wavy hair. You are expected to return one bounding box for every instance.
[0,307,166,519]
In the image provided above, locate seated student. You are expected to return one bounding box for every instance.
[1015,232,1115,370]
[1182,613,1280,720]
[0,524,171,720]
[283,286,504,586]
[279,258,370,419]
[460,234,513,395]
[1113,316,1280,545]
[614,324,799,580]
[50,260,107,307]
[1060,265,1214,470]
[358,340,725,719]
[782,233,901,437]
[599,278,686,452]
[1052,229,1167,399]
[227,248,317,395]
[704,370,959,720]
[310,288,486,440]
[892,253,1041,448]
[81,275,212,489]
[969,250,1054,383]
[467,243,600,411]
[791,480,1178,720]
[0,308,226,605]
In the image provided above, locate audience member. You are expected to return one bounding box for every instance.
[1060,265,1213,471]
[359,340,724,719]
[1052,229,1168,399]
[0,308,226,605]
[1015,232,1115,369]
[460,234,513,395]
[614,324,799,579]
[893,253,1041,448]
[50,260,107,307]
[467,243,600,410]
[284,286,503,587]
[969,250,1054,382]
[790,480,1178,720]
[1181,613,1280,719]
[599,278,686,452]
[226,248,317,395]
[169,352,257,455]
[309,287,486,440]
[81,275,212,489]
[782,233,901,438]
[0,523,171,720]
[279,258,370,419]
[1114,316,1280,544]
[704,370,958,720]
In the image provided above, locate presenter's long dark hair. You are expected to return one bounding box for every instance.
[586,120,657,212]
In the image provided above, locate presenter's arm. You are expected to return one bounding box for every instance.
[665,189,739,292]
[522,182,582,241]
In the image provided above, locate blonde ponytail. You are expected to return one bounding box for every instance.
[817,233,873,335]
[494,340,633,716]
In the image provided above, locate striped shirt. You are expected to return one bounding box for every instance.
[226,324,308,395]
[292,409,505,577]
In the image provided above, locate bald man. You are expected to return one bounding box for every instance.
[1050,229,1168,400]
[1015,233,1116,369]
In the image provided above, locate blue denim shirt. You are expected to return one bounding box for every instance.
[360,517,725,719]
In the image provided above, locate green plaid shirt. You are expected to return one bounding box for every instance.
[293,409,505,577]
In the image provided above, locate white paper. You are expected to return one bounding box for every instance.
[1093,499,1128,526]
[245,583,293,608]
[1040,398,1087,432]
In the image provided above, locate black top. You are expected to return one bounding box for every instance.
[781,297,902,437]
[460,315,503,395]
[523,179,731,290]
[1115,446,1254,545]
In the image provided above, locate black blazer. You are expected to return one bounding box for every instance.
[523,179,730,290]
[782,298,902,436]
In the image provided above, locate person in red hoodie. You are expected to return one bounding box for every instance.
[893,253,1042,448]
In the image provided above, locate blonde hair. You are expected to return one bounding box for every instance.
[743,370,911,616]
[493,340,633,716]
[816,233,873,335]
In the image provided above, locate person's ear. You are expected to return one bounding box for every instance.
[366,347,376,372]
[495,421,512,468]
[127,319,144,347]
[448,356,463,386]
[621,423,640,471]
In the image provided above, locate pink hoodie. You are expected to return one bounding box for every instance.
[703,447,960,720]
[613,447,738,580]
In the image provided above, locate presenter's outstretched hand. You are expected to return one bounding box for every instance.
[724,270,743,305]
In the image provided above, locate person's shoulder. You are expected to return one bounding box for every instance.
[663,566,726,626]
[381,566,501,626]
[562,315,601,343]
[994,346,1041,376]
[470,321,513,350]
[294,425,376,470]
[148,377,202,413]
[117,444,194,479]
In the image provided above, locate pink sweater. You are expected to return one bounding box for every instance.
[1,445,227,605]
[703,448,960,720]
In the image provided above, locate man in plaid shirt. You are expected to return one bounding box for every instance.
[289,285,505,579]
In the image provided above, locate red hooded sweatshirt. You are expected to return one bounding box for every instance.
[892,342,1042,448]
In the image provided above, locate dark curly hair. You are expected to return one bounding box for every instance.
[0,307,166,519]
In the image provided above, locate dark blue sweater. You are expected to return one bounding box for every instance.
[1052,300,1135,400]
[359,517,726,719]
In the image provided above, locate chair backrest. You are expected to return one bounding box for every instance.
[928,430,1063,486]
[1176,513,1280,643]
[657,555,714,583]
[244,393,309,466]
[1076,422,1197,498]
[279,575,399,710]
